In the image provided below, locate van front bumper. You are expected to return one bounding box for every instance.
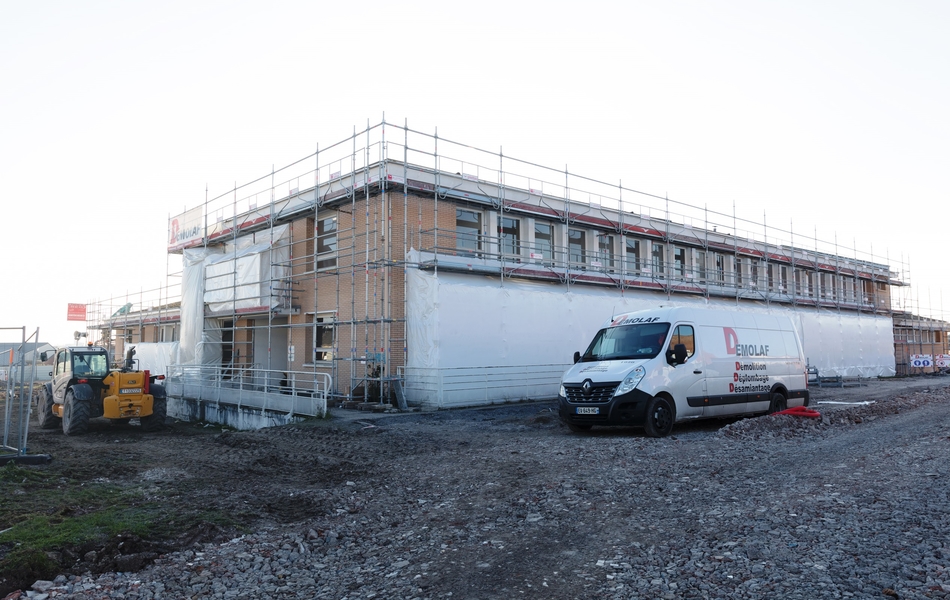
[558,388,655,428]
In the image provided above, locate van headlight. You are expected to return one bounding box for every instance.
[614,365,645,397]
[559,384,566,398]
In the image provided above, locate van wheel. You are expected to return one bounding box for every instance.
[567,423,592,433]
[768,393,787,414]
[644,396,675,438]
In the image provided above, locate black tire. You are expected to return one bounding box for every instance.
[62,391,90,436]
[140,397,167,432]
[567,422,593,433]
[643,395,675,438]
[34,387,60,429]
[768,393,788,414]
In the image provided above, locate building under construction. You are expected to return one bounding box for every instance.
[87,119,911,427]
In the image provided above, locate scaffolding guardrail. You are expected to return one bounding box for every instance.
[166,365,330,418]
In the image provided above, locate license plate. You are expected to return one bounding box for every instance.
[120,388,142,394]
[576,407,599,415]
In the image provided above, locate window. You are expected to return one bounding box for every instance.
[305,313,334,363]
[673,247,687,278]
[533,222,554,262]
[56,351,68,376]
[669,325,695,359]
[651,243,664,275]
[625,238,641,273]
[456,209,482,256]
[715,253,725,283]
[697,251,707,281]
[750,261,759,288]
[767,264,775,290]
[72,352,108,377]
[734,257,743,287]
[305,217,315,272]
[316,215,338,269]
[596,234,615,268]
[780,266,788,292]
[500,216,520,256]
[568,228,586,265]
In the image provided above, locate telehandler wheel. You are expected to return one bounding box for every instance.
[62,391,90,436]
[35,387,60,429]
[140,397,167,432]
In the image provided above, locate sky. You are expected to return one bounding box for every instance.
[2,0,948,347]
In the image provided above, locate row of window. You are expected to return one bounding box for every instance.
[299,208,886,304]
[457,209,886,301]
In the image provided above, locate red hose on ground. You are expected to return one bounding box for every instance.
[773,406,821,419]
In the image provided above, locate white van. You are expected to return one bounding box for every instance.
[558,306,809,437]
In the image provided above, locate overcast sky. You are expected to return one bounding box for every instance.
[2,0,947,347]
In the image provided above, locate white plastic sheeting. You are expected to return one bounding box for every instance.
[204,225,290,313]
[178,226,290,366]
[131,342,178,378]
[181,247,223,365]
[404,252,895,408]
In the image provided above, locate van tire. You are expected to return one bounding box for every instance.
[644,396,675,438]
[567,423,592,433]
[768,393,787,414]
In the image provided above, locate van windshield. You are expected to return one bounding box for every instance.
[580,322,671,362]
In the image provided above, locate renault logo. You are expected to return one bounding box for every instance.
[582,379,593,396]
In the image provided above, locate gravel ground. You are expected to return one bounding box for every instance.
[13,375,950,600]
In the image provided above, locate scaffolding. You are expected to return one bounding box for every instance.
[85,116,924,419]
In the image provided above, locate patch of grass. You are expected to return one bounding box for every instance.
[0,461,238,595]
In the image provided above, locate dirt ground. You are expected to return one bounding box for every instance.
[5,373,950,597]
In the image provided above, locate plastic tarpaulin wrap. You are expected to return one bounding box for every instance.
[404,254,896,408]
[130,343,178,378]
[180,247,223,365]
[794,310,895,378]
[203,225,291,313]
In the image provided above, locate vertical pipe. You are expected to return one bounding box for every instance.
[619,180,625,293]
[666,195,671,301]
[704,205,710,301]
[764,211,769,308]
[350,125,358,398]
[382,116,391,403]
[733,201,738,307]
[434,127,439,276]
[564,164,570,293]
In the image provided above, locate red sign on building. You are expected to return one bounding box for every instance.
[67,303,86,322]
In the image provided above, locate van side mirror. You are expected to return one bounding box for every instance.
[667,343,688,366]
[573,351,581,364]
[40,352,48,362]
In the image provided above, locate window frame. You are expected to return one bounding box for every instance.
[456,208,483,256]
[315,214,338,270]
